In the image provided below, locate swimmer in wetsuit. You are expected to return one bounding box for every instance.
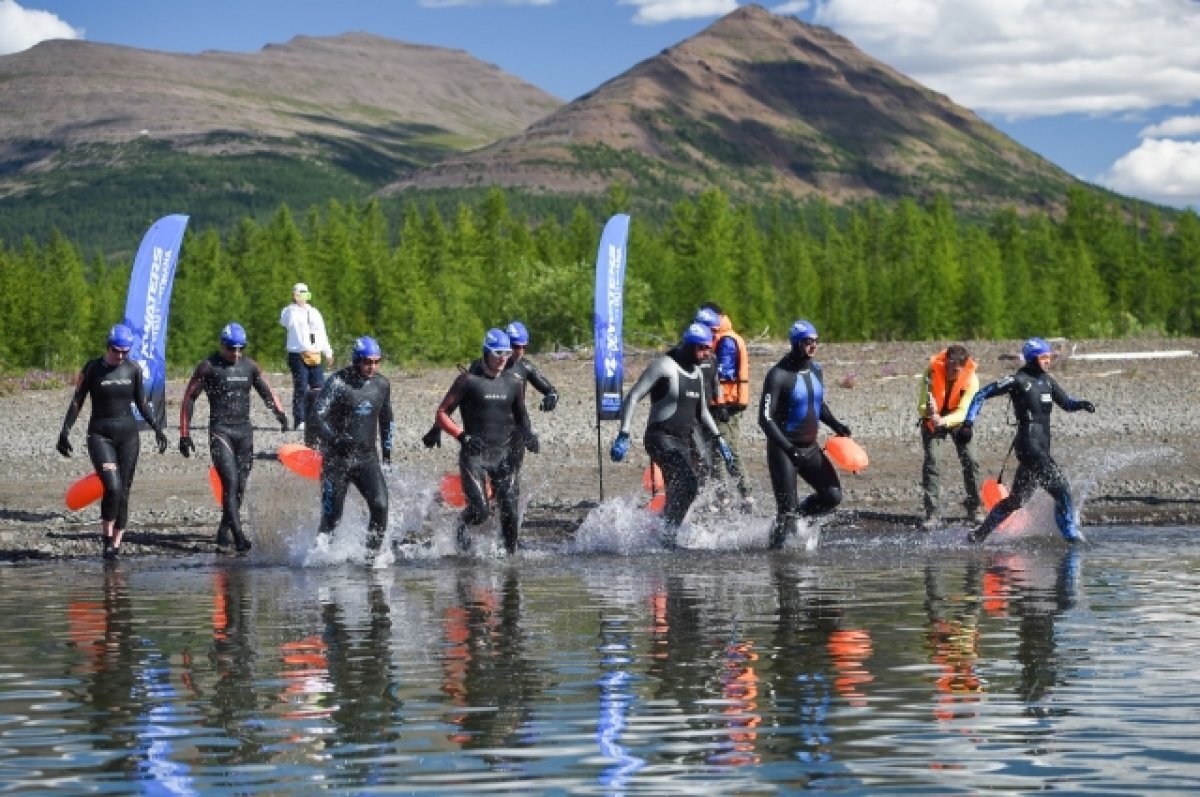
[610,322,735,547]
[179,322,289,554]
[959,337,1097,544]
[435,328,531,554]
[758,320,853,550]
[56,323,170,559]
[312,336,394,555]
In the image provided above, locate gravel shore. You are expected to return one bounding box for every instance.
[2,338,1196,560]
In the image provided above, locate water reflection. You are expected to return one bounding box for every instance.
[440,569,541,763]
[3,531,1199,793]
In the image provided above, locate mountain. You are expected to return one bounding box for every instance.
[382,5,1076,212]
[0,33,561,252]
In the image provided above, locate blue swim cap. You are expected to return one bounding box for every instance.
[789,320,818,345]
[1022,336,1053,363]
[695,307,720,329]
[505,321,530,346]
[483,328,512,357]
[352,336,381,362]
[681,322,714,347]
[107,324,135,349]
[220,322,247,348]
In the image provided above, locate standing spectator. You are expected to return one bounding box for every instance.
[312,336,394,556]
[178,322,289,554]
[696,303,752,503]
[959,337,1096,543]
[610,323,735,548]
[435,329,531,555]
[56,324,169,560]
[918,344,984,529]
[280,282,333,431]
[758,321,852,550]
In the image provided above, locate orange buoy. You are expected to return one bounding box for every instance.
[982,478,1009,510]
[65,472,103,510]
[277,443,323,481]
[825,436,869,473]
[642,464,664,493]
[208,465,223,506]
[647,493,667,513]
[440,473,492,508]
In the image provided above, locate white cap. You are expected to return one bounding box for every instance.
[293,282,309,294]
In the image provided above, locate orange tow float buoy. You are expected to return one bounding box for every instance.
[277,443,323,480]
[981,478,1009,511]
[825,436,869,474]
[65,472,103,510]
[439,473,492,508]
[208,465,223,506]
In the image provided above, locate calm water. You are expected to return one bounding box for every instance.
[1,523,1199,795]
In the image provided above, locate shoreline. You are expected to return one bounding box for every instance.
[3,337,1197,561]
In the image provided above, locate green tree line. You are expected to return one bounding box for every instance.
[1,185,1198,374]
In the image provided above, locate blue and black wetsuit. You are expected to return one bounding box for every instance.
[758,350,848,546]
[964,362,1092,542]
[180,352,287,550]
[312,366,394,549]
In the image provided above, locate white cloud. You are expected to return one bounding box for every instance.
[1098,138,1200,208]
[617,0,738,25]
[809,0,1200,119]
[1139,115,1200,138]
[772,1,811,13]
[0,0,82,54]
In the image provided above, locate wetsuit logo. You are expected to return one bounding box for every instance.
[354,400,373,416]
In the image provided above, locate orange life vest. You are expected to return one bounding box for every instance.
[924,350,976,430]
[713,316,750,409]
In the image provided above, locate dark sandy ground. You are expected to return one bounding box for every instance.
[1,337,1196,560]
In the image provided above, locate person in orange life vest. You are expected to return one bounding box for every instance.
[918,344,983,528]
[696,303,752,501]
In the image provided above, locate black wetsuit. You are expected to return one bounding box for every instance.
[312,365,394,548]
[617,347,720,531]
[758,352,847,535]
[437,359,530,552]
[964,363,1090,541]
[180,353,286,549]
[61,358,161,530]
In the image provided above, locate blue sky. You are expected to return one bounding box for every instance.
[3,0,1200,209]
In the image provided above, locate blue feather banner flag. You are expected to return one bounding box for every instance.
[593,213,630,421]
[123,214,188,429]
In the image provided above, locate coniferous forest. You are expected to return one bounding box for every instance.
[1,184,1198,375]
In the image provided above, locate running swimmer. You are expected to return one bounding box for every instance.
[959,337,1096,544]
[610,322,735,548]
[758,321,853,550]
[179,322,289,554]
[311,336,394,556]
[435,328,531,554]
[56,324,170,560]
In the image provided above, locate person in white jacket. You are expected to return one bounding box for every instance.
[280,282,333,430]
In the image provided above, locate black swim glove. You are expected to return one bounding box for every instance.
[459,433,485,456]
[539,392,558,412]
[1077,400,1096,413]
[956,422,974,444]
[422,424,442,449]
[525,433,540,454]
[275,409,289,432]
[610,432,630,462]
[56,430,72,458]
[179,436,195,458]
[382,449,392,465]
[154,429,169,454]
